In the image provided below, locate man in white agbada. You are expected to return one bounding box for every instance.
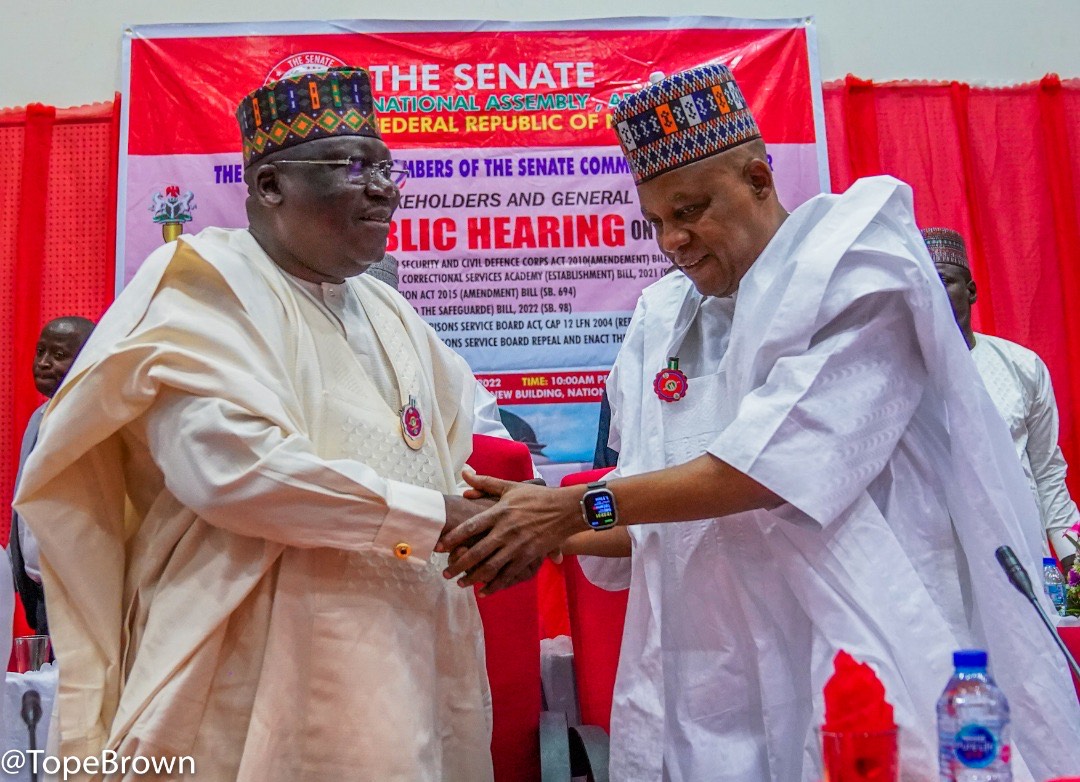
[14,67,495,781]
[926,226,1080,567]
[441,64,1080,780]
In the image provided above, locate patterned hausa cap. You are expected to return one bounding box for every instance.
[612,63,761,184]
[237,67,381,167]
[921,227,969,270]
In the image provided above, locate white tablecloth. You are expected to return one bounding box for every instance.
[2,664,56,778]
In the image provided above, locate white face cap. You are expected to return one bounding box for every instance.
[648,71,666,85]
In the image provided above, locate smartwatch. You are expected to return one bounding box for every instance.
[580,481,618,531]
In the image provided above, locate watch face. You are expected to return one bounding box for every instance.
[584,489,616,528]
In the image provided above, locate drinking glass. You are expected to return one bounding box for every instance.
[13,635,50,673]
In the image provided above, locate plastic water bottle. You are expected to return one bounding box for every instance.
[937,649,1011,781]
[1043,557,1067,617]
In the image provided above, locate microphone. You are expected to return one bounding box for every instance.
[20,690,41,729]
[22,689,41,782]
[995,545,1080,679]
[995,545,1036,600]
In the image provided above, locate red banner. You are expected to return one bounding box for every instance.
[120,18,828,468]
[127,26,815,153]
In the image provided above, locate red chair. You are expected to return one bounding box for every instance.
[1057,626,1080,702]
[561,466,630,734]
[537,561,571,639]
[468,438,612,780]
[559,467,628,735]
[562,557,628,734]
[467,434,552,782]
[476,578,545,781]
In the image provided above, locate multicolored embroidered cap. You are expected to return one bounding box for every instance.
[237,67,381,167]
[921,227,970,270]
[612,64,761,184]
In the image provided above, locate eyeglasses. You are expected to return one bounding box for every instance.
[274,157,408,187]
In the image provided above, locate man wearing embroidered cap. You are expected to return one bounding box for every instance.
[16,67,495,780]
[443,64,1080,779]
[926,226,1080,569]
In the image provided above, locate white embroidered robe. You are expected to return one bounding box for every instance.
[585,177,1080,781]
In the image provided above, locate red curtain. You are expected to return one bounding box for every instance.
[0,98,120,543]
[824,75,1080,503]
[1,78,1079,546]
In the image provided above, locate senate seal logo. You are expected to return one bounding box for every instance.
[264,52,348,84]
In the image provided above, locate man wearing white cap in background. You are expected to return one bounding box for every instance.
[926,226,1080,567]
[441,64,1080,780]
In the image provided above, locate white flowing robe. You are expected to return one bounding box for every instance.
[14,228,492,781]
[971,333,1080,560]
[586,177,1080,781]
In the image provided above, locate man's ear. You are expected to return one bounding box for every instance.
[252,164,284,207]
[968,277,978,306]
[744,157,775,200]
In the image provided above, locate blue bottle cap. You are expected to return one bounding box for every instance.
[1044,557,1058,566]
[953,649,988,669]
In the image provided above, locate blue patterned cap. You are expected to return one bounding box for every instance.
[612,64,761,184]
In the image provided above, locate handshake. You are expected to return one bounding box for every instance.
[437,472,582,596]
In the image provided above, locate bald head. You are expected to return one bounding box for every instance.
[34,316,95,397]
[43,316,94,341]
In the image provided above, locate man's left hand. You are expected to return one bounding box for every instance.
[438,473,581,595]
[442,494,497,544]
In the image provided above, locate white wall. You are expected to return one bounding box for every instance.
[5,0,1080,109]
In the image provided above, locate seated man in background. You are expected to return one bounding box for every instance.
[9,316,94,635]
[926,226,1080,567]
[16,67,494,781]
